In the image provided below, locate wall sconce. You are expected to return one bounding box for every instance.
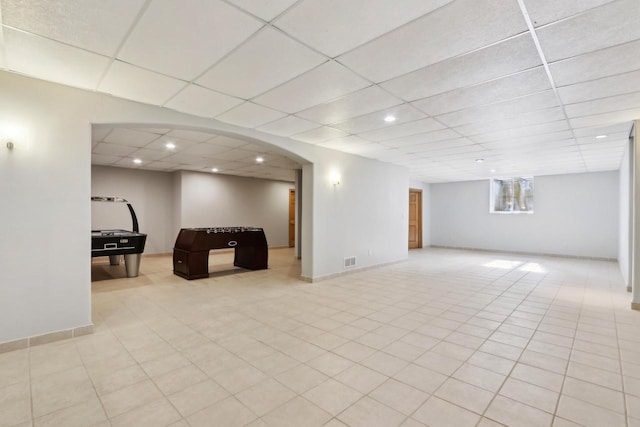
[330,171,341,186]
[6,141,14,150]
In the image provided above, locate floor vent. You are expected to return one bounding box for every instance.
[344,256,356,268]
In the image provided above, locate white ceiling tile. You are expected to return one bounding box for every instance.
[471,120,569,143]
[568,108,640,129]
[292,126,348,144]
[381,34,541,101]
[338,0,528,82]
[184,142,229,157]
[558,69,640,104]
[253,61,370,113]
[455,107,566,137]
[275,0,452,57]
[165,85,243,118]
[142,128,172,135]
[436,91,559,127]
[165,129,217,142]
[130,148,172,162]
[296,85,403,125]
[143,136,199,152]
[1,0,145,56]
[536,0,640,62]
[576,132,628,145]
[162,153,213,167]
[226,0,298,21]
[565,92,640,118]
[334,103,428,135]
[412,67,552,116]
[257,115,320,137]
[216,102,287,128]
[92,142,137,157]
[524,0,616,27]
[579,140,627,151]
[103,128,160,147]
[118,0,263,80]
[549,39,640,87]
[572,122,632,137]
[197,27,326,99]
[211,149,256,161]
[98,61,187,105]
[481,130,574,148]
[3,28,110,91]
[382,129,461,148]
[140,161,180,171]
[207,135,251,148]
[404,138,475,153]
[92,128,112,142]
[91,153,121,165]
[115,157,146,168]
[358,117,445,142]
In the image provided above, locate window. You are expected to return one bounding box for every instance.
[490,177,534,213]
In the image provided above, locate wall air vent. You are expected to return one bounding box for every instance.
[343,256,356,268]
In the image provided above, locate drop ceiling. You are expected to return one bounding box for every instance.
[1,0,638,183]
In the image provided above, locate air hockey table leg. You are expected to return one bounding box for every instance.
[124,253,142,278]
[109,255,120,266]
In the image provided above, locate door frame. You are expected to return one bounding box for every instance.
[409,188,423,249]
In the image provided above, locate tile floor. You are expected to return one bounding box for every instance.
[1,247,639,427]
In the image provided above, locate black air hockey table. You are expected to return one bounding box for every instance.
[91,196,147,278]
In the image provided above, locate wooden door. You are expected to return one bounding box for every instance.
[289,190,295,247]
[409,189,422,249]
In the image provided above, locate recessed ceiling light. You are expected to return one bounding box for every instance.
[165,142,176,149]
[595,134,607,139]
[133,158,142,164]
[211,168,219,172]
[475,158,484,163]
[490,169,496,173]
[256,156,264,163]
[384,115,396,123]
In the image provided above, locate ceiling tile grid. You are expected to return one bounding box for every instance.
[1,0,638,182]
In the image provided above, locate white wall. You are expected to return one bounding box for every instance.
[91,165,175,254]
[410,180,431,247]
[0,71,410,343]
[619,143,630,285]
[431,172,619,259]
[310,149,409,279]
[178,171,294,248]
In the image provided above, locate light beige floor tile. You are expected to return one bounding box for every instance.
[393,363,448,394]
[274,364,329,394]
[625,375,640,397]
[479,340,523,361]
[552,416,583,427]
[570,350,621,374]
[303,379,362,415]
[562,377,625,413]
[556,395,626,426]
[499,378,558,413]
[485,395,553,427]
[413,350,463,376]
[100,379,163,418]
[337,396,405,427]
[453,363,506,392]
[467,351,515,376]
[139,352,191,378]
[34,397,106,427]
[627,394,640,420]
[369,379,429,416]
[109,398,181,427]
[412,396,480,427]
[511,363,564,392]
[0,381,31,427]
[478,417,507,426]
[382,340,425,361]
[566,361,622,391]
[434,377,494,415]
[519,349,568,374]
[332,341,377,362]
[323,419,349,427]
[261,396,332,427]
[236,379,296,416]
[30,342,84,378]
[90,364,149,396]
[152,364,208,395]
[0,350,29,389]
[31,366,97,418]
[306,353,354,377]
[399,331,440,351]
[334,364,388,394]
[187,396,257,427]
[212,363,269,394]
[168,379,229,417]
[250,352,300,376]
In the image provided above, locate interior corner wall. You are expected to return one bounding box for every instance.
[177,170,294,248]
[619,144,631,286]
[410,180,431,247]
[91,165,175,254]
[430,171,619,259]
[311,149,409,279]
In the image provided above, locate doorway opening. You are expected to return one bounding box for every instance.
[409,189,422,249]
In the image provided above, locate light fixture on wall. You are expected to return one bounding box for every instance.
[256,156,264,163]
[330,171,341,186]
[211,167,219,172]
[6,141,14,150]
